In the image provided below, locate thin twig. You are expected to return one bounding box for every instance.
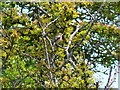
[67,21,90,51]
[104,66,112,90]
[83,6,95,20]
[37,6,51,17]
[42,16,59,36]
[72,20,95,51]
[56,44,66,49]
[42,38,50,67]
[15,49,38,61]
[13,73,30,87]
[69,58,76,68]
[72,2,106,51]
[107,68,118,88]
[46,36,56,70]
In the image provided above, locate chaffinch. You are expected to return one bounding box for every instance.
[52,33,63,45]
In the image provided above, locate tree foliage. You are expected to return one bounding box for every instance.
[0,2,120,88]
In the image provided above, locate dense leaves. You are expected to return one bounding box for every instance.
[1,2,120,88]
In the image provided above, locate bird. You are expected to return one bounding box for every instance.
[51,33,63,45]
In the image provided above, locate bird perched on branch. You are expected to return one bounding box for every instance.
[52,33,63,45]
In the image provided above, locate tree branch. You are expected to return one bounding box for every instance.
[83,6,95,20]
[13,73,30,88]
[107,67,118,88]
[15,49,38,61]
[72,20,95,51]
[104,66,112,90]
[66,22,90,52]
[42,16,59,36]
[36,6,51,18]
[71,2,106,52]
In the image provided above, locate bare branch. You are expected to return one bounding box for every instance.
[69,58,76,68]
[56,44,66,49]
[58,2,106,72]
[42,16,59,36]
[15,49,38,61]
[66,22,90,51]
[37,6,51,17]
[107,68,118,88]
[72,21,94,51]
[104,67,112,90]
[42,37,50,68]
[83,6,95,20]
[13,73,30,88]
[72,2,106,51]
[38,16,60,82]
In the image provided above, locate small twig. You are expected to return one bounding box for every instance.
[13,73,30,87]
[42,16,59,36]
[46,36,56,69]
[83,6,95,20]
[65,21,91,65]
[69,58,76,69]
[37,6,51,17]
[2,10,11,16]
[104,67,112,90]
[40,16,60,82]
[41,23,54,81]
[72,20,95,51]
[67,22,90,51]
[56,44,66,49]
[42,37,50,68]
[107,67,118,88]
[15,49,38,61]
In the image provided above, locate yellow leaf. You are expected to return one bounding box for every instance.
[73,14,79,18]
[63,75,69,81]
[2,52,7,57]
